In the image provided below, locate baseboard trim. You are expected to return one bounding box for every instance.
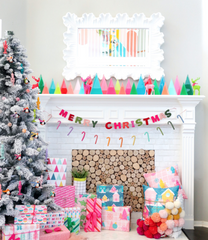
[194,221,208,228]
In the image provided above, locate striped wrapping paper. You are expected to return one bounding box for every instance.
[85,198,102,232]
[54,186,75,208]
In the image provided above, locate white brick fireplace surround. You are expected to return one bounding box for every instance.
[39,95,204,229]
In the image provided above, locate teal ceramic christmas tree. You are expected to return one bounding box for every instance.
[137,75,145,95]
[90,75,103,94]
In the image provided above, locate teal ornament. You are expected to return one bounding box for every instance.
[20,63,24,74]
[112,223,118,229]
[16,166,20,170]
[168,79,177,95]
[137,74,145,95]
[90,74,103,94]
[159,76,165,94]
[79,83,85,94]
[49,79,56,94]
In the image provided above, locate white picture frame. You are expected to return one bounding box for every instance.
[63,13,165,81]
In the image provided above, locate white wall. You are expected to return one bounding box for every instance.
[1,0,207,222]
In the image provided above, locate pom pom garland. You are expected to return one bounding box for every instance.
[180,210,186,218]
[149,226,158,235]
[160,223,168,232]
[171,208,179,215]
[151,213,161,223]
[144,229,153,238]
[137,226,144,235]
[178,218,185,227]
[165,229,173,236]
[173,214,180,220]
[174,200,182,209]
[166,220,175,229]
[154,233,161,239]
[166,202,174,210]
[159,209,168,219]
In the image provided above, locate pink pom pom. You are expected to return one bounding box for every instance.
[154,233,161,239]
[16,97,20,101]
[26,89,30,93]
[159,210,168,219]
[137,226,144,235]
[160,223,167,232]
[161,218,167,223]
[174,220,179,227]
[143,223,149,231]
[137,219,141,226]
[165,229,173,236]
[166,220,175,229]
[178,218,185,227]
[157,227,165,235]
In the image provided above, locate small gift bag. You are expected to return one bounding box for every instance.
[54,186,75,208]
[84,198,102,232]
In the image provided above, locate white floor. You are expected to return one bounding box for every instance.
[80,226,188,240]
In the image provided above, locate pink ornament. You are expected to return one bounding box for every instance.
[2,97,6,101]
[16,97,20,101]
[26,89,30,93]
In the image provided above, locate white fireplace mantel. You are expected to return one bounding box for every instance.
[39,94,204,229]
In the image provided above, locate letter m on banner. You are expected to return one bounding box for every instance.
[151,115,160,123]
[59,109,68,118]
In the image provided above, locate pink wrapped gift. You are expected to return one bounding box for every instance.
[14,205,47,224]
[2,224,40,240]
[54,186,75,208]
[40,225,70,240]
[84,198,102,232]
[102,206,131,232]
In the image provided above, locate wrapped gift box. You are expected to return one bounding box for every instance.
[54,186,75,208]
[96,185,124,207]
[75,193,96,228]
[64,207,80,234]
[15,205,47,224]
[84,198,102,232]
[47,158,67,187]
[40,210,65,229]
[40,225,70,240]
[102,206,131,232]
[2,224,40,240]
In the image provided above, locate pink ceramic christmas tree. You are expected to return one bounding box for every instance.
[74,79,81,94]
[119,83,126,94]
[42,83,49,94]
[107,79,116,94]
[61,79,67,94]
[174,76,181,95]
[125,79,131,94]
[101,75,108,94]
[67,82,74,94]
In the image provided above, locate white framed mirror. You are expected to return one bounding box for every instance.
[63,13,165,80]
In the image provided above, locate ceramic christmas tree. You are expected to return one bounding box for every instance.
[180,83,188,95]
[49,79,56,94]
[119,83,126,94]
[74,79,81,94]
[137,75,145,95]
[42,83,49,94]
[61,79,67,94]
[79,83,85,94]
[162,83,169,95]
[38,75,44,94]
[67,82,74,94]
[130,83,137,94]
[0,31,59,227]
[115,80,121,94]
[153,80,160,95]
[185,75,193,95]
[54,83,61,94]
[107,79,116,94]
[168,79,177,95]
[90,75,103,94]
[125,79,131,94]
[159,76,165,94]
[174,76,181,95]
[101,75,108,94]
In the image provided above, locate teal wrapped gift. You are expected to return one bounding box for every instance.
[64,207,80,234]
[96,185,124,207]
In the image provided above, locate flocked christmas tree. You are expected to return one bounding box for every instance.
[0,31,59,226]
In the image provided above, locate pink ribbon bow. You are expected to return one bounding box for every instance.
[84,198,101,232]
[31,205,36,224]
[81,76,93,94]
[9,225,20,240]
